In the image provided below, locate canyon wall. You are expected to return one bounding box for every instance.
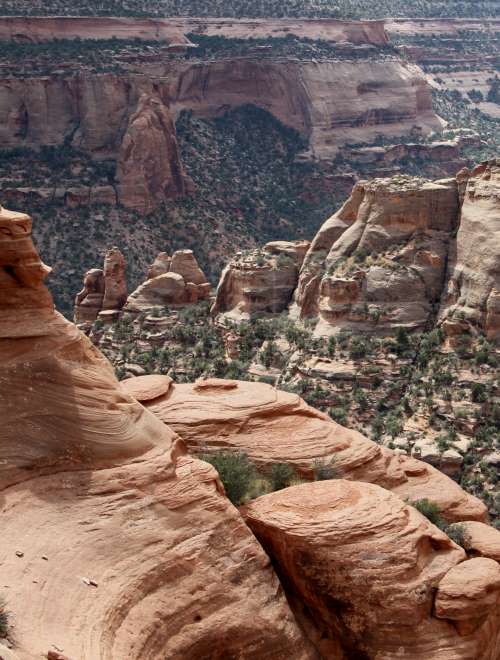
[170,58,442,159]
[0,16,388,46]
[213,160,500,340]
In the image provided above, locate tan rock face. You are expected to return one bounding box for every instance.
[146,252,171,279]
[460,521,500,562]
[434,558,500,636]
[293,175,460,334]
[171,59,442,159]
[0,207,317,659]
[212,241,304,320]
[439,159,500,340]
[169,249,208,286]
[0,16,389,46]
[74,267,105,324]
[245,480,500,659]
[124,250,211,314]
[142,378,486,523]
[116,93,188,213]
[102,246,128,312]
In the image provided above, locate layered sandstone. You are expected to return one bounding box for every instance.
[292,175,460,334]
[0,73,188,210]
[439,160,500,341]
[0,16,389,46]
[171,59,443,159]
[124,249,211,313]
[134,377,486,522]
[212,241,308,320]
[0,206,316,658]
[244,480,500,659]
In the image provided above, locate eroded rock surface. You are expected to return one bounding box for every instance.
[212,241,308,320]
[0,205,317,659]
[245,480,500,659]
[124,249,211,313]
[293,175,459,334]
[141,378,486,523]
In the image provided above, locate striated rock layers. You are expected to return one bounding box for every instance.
[245,480,500,659]
[0,16,389,47]
[288,162,500,339]
[75,248,210,324]
[439,160,500,341]
[0,205,317,659]
[171,58,443,160]
[212,241,309,320]
[291,173,460,334]
[124,249,211,313]
[134,377,486,523]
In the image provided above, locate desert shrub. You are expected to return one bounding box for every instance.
[313,457,338,480]
[270,463,295,491]
[200,451,256,506]
[446,523,470,549]
[411,498,445,530]
[0,598,9,638]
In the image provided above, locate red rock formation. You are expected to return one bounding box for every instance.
[244,480,500,659]
[133,377,486,523]
[116,93,188,213]
[292,175,460,333]
[101,246,127,312]
[0,205,317,658]
[74,267,105,325]
[124,249,211,313]
[212,241,307,320]
[171,59,442,159]
[0,16,389,46]
[439,159,500,341]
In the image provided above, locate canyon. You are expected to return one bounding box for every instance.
[0,3,498,658]
[1,201,500,659]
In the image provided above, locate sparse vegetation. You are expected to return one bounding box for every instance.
[200,451,256,506]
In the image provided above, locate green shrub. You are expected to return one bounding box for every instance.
[270,463,295,491]
[411,498,445,530]
[200,451,255,506]
[313,457,338,481]
[446,523,470,549]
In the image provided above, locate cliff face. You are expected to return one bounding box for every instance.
[290,175,460,334]
[171,58,442,159]
[285,162,500,339]
[0,73,189,209]
[0,16,388,46]
[245,480,500,659]
[440,161,500,341]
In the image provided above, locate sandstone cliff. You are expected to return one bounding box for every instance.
[291,174,459,334]
[171,58,443,159]
[0,73,188,210]
[212,241,308,320]
[0,205,316,658]
[0,16,388,46]
[439,160,500,340]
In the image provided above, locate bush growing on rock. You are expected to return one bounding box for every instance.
[411,498,445,529]
[270,463,295,491]
[313,457,338,481]
[200,451,256,506]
